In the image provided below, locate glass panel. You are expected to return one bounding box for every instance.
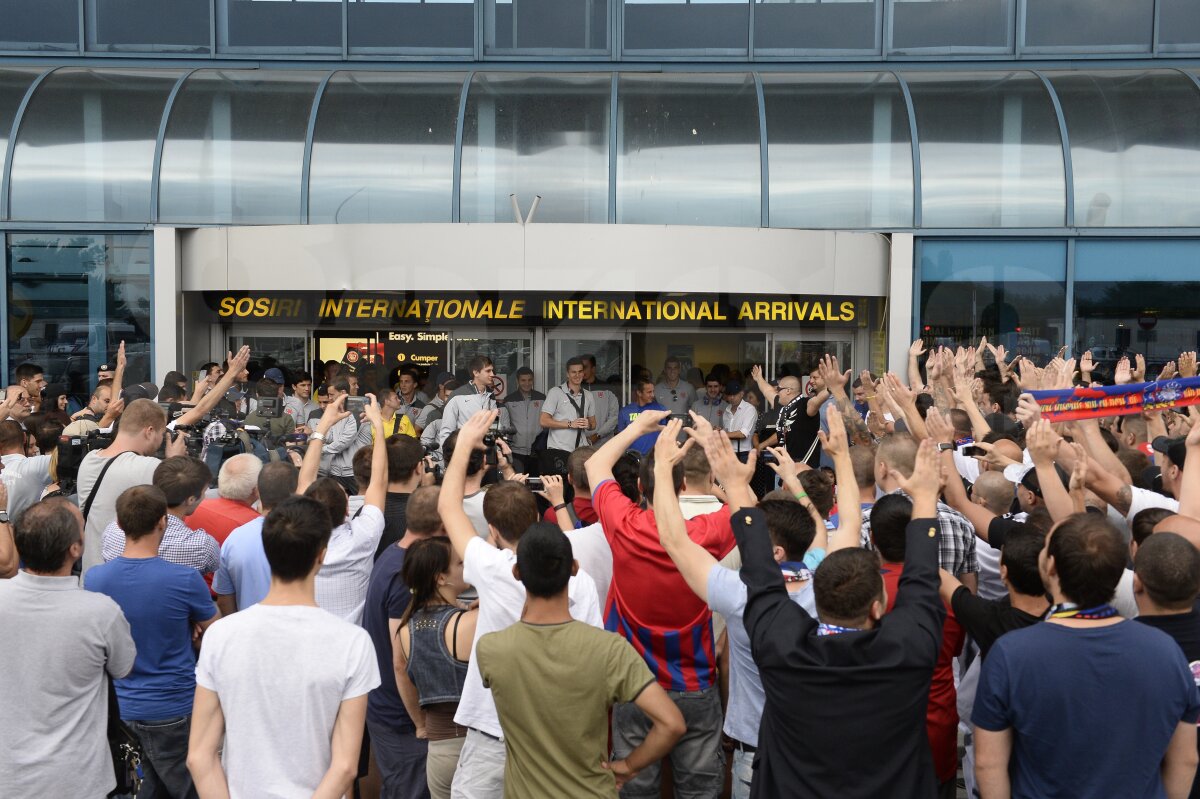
[763,73,912,229]
[547,337,625,394]
[890,0,1013,51]
[0,69,42,183]
[217,0,341,51]
[624,0,749,53]
[1159,0,1200,49]
[8,233,153,398]
[309,72,463,225]
[348,0,474,52]
[451,333,532,385]
[1024,0,1152,50]
[10,69,181,224]
[919,240,1067,364]
[617,74,760,227]
[229,335,309,378]
[462,74,609,224]
[87,0,211,52]
[486,0,608,52]
[160,70,322,225]
[774,338,852,379]
[0,0,79,50]
[754,0,877,53]
[1074,241,1200,377]
[1047,71,1200,227]
[906,72,1064,228]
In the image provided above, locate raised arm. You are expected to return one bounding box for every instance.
[885,373,930,441]
[584,407,670,487]
[298,394,350,495]
[362,395,388,513]
[907,339,926,392]
[764,444,827,553]
[1179,422,1200,520]
[888,439,945,619]
[953,379,992,441]
[817,403,861,553]
[438,410,497,560]
[111,340,127,401]
[820,354,870,443]
[749,364,777,407]
[926,408,997,542]
[1027,420,1074,523]
[174,346,251,429]
[654,419,714,603]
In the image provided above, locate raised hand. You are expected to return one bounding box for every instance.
[697,427,756,493]
[820,354,851,396]
[654,418,695,467]
[456,409,498,452]
[817,402,849,459]
[1180,352,1198,379]
[892,438,942,513]
[909,339,927,359]
[924,406,955,445]
[1114,357,1132,386]
[362,393,384,426]
[1015,393,1042,428]
[1069,442,1090,494]
[1158,361,1178,382]
[1133,354,1146,383]
[116,340,127,369]
[1080,350,1095,380]
[317,393,351,434]
[1026,419,1061,466]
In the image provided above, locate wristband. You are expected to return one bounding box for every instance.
[310,431,327,443]
[553,503,568,511]
[794,491,808,500]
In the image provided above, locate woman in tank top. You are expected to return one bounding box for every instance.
[394,537,477,799]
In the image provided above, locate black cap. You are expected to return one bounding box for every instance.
[97,363,114,374]
[1152,436,1188,468]
[121,382,159,402]
[434,372,455,387]
[724,381,744,395]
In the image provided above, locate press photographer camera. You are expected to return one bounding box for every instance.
[243,379,296,446]
[55,428,115,496]
[482,419,518,467]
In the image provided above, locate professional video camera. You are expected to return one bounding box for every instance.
[56,430,115,496]
[170,413,219,459]
[255,396,283,419]
[482,419,518,467]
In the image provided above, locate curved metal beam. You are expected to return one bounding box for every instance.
[2,68,56,221]
[150,68,199,225]
[892,71,922,229]
[1033,69,1075,228]
[753,72,769,228]
[301,70,336,224]
[452,69,475,224]
[608,72,618,223]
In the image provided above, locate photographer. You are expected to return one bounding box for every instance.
[317,377,360,494]
[245,378,296,445]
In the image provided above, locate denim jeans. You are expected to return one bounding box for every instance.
[366,719,430,799]
[731,747,754,799]
[612,685,724,799]
[125,715,197,799]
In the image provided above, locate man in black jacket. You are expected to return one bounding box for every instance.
[698,428,945,798]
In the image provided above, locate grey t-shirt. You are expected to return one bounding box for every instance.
[77,450,161,575]
[0,571,136,798]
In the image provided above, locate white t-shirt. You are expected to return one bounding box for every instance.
[567,523,613,610]
[463,491,490,538]
[315,504,386,624]
[77,450,161,575]
[1126,486,1180,524]
[454,536,603,738]
[195,604,380,799]
[542,384,596,452]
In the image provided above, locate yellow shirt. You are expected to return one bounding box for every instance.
[373,413,416,441]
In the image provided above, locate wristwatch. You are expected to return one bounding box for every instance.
[936,442,955,452]
[310,431,327,443]
[0,510,9,524]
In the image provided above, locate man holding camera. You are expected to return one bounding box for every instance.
[539,357,597,476]
[317,377,361,495]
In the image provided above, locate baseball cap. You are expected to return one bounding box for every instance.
[724,381,744,395]
[434,372,455,387]
[263,367,286,384]
[223,387,246,402]
[1152,436,1188,468]
[121,382,159,402]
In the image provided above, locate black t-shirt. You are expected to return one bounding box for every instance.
[951,586,1043,661]
[986,515,1031,550]
[1136,608,1200,799]
[374,491,412,560]
[776,396,821,467]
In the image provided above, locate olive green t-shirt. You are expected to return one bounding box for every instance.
[477,619,654,799]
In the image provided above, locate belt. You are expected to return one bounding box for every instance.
[732,739,757,753]
[469,727,502,743]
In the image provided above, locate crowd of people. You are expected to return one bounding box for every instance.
[3,338,1200,799]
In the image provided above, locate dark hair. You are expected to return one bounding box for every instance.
[442,430,484,477]
[613,452,642,504]
[580,355,597,368]
[1132,507,1178,547]
[304,477,348,530]
[32,418,64,457]
[0,420,24,451]
[158,384,187,403]
[1119,448,1152,491]
[565,356,585,371]
[948,409,972,437]
[292,371,314,387]
[468,356,493,376]
[398,537,454,627]
[387,434,424,483]
[1135,532,1200,611]
[640,450,684,503]
[352,446,373,493]
[331,376,351,394]
[1047,514,1127,608]
[1000,525,1048,597]
[798,470,835,519]
[482,482,538,544]
[516,523,574,599]
[116,485,168,541]
[813,548,884,624]
[199,362,219,376]
[632,378,654,395]
[869,493,914,563]
[263,496,333,582]
[850,446,876,490]
[406,485,443,535]
[14,498,81,572]
[914,393,935,420]
[515,366,534,378]
[255,378,279,399]
[14,363,43,382]
[567,446,596,493]
[152,456,212,507]
[761,499,816,561]
[258,462,299,511]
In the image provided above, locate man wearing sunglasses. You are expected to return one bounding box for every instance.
[655,357,695,416]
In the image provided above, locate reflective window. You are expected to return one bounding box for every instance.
[0,0,79,50]
[217,0,341,52]
[1074,241,1200,375]
[624,0,749,53]
[617,74,760,227]
[763,73,912,229]
[309,72,463,225]
[87,0,211,52]
[0,69,42,195]
[10,69,182,223]
[1024,0,1152,50]
[890,0,1013,51]
[754,0,877,53]
[919,240,1067,363]
[451,334,532,383]
[1159,0,1200,50]
[462,74,609,224]
[7,233,153,398]
[160,70,323,225]
[1047,71,1200,227]
[485,0,608,52]
[349,0,474,53]
[906,72,1064,228]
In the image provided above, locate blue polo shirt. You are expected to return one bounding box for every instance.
[616,401,668,454]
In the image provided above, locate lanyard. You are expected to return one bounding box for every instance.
[779,561,812,584]
[817,622,862,637]
[1046,602,1119,620]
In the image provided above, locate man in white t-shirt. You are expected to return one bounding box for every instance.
[188,495,380,798]
[297,393,389,624]
[438,410,602,799]
[539,357,597,464]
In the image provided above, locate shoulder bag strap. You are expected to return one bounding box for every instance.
[562,385,587,448]
[81,451,133,523]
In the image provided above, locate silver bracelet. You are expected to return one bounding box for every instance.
[310,431,327,443]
